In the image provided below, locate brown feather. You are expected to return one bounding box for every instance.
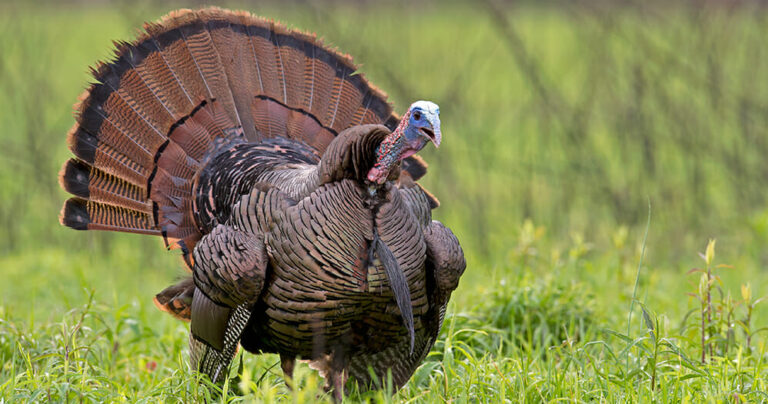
[205,20,259,140]
[60,197,159,235]
[60,159,150,213]
[179,18,243,129]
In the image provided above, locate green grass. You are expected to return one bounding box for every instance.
[2,0,768,402]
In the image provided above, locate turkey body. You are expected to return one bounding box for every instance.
[240,179,430,358]
[192,126,447,388]
[194,133,431,356]
[57,6,465,398]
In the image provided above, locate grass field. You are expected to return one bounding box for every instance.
[2,0,768,402]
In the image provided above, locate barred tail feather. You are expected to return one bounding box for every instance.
[59,159,150,212]
[60,198,160,235]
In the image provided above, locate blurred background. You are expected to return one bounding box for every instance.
[2,0,768,397]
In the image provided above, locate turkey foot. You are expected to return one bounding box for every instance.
[280,353,296,390]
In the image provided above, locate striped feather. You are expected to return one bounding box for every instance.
[61,197,159,235]
[60,159,150,213]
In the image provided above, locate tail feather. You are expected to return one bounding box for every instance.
[151,28,211,106]
[205,19,259,141]
[60,7,429,260]
[251,97,336,150]
[167,102,227,161]
[67,127,151,187]
[245,23,283,110]
[275,32,308,109]
[154,141,201,179]
[178,19,243,131]
[109,63,177,133]
[306,49,338,128]
[129,39,196,120]
[61,198,160,235]
[60,159,150,213]
[78,82,166,159]
[331,71,365,131]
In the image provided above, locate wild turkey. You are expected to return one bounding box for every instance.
[58,7,465,399]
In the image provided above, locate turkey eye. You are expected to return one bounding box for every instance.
[413,111,421,120]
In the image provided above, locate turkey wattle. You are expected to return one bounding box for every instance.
[58,7,465,400]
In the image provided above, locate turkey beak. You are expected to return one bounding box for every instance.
[420,114,441,149]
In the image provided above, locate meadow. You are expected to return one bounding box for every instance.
[2,0,768,401]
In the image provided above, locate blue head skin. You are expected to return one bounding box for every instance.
[402,101,441,157]
[367,100,441,183]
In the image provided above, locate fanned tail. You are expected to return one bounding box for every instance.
[59,7,429,265]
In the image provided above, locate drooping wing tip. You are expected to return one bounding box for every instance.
[154,282,194,322]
